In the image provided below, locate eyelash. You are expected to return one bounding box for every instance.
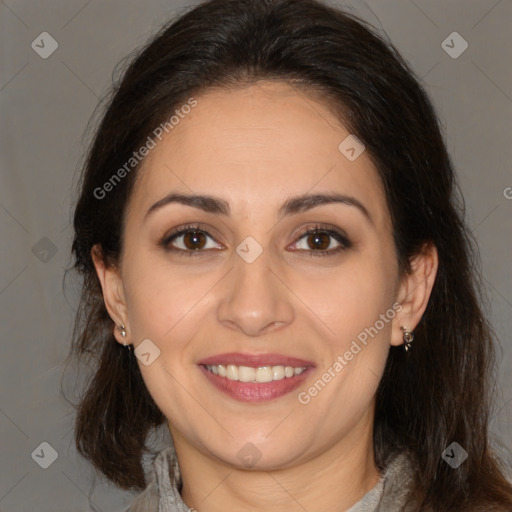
[160,223,352,258]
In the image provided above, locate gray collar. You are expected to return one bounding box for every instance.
[125,446,414,512]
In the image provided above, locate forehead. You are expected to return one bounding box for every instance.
[128,81,389,228]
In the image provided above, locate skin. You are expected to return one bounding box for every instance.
[93,81,438,512]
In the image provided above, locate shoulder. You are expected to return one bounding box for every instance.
[124,482,160,512]
[124,446,184,512]
[124,446,179,512]
[377,452,512,512]
[375,451,417,511]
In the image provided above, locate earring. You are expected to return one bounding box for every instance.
[116,324,132,352]
[400,326,414,352]
[118,324,127,345]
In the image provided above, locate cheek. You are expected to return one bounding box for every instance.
[297,284,393,439]
[123,251,206,344]
[294,253,396,407]
[121,254,210,419]
[296,253,395,346]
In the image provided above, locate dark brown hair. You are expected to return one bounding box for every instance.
[67,0,512,509]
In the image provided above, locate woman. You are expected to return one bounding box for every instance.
[68,0,512,510]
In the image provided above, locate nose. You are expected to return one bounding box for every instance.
[216,247,295,337]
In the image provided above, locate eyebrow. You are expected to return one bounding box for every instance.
[145,191,373,225]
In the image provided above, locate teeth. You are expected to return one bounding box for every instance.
[238,366,255,382]
[226,364,238,380]
[272,366,285,380]
[205,364,306,382]
[256,367,273,383]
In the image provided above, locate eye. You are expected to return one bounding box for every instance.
[291,225,352,257]
[160,224,223,256]
[160,223,352,258]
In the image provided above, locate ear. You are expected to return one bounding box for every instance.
[91,244,130,345]
[391,242,439,347]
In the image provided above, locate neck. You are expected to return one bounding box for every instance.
[170,411,380,512]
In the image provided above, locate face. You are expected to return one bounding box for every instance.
[97,81,411,471]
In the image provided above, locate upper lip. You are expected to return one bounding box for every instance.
[198,352,315,368]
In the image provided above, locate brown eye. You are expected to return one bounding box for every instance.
[306,232,331,251]
[291,226,352,257]
[161,224,223,256]
[182,231,207,250]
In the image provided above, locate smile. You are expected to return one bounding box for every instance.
[199,365,312,402]
[204,364,307,383]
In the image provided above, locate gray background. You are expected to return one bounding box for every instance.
[0,0,511,510]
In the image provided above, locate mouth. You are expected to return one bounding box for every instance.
[204,363,308,381]
[198,353,314,402]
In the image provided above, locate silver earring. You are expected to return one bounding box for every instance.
[118,324,127,344]
[400,326,414,352]
[117,324,132,352]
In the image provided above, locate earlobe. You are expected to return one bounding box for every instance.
[91,244,129,345]
[391,243,439,347]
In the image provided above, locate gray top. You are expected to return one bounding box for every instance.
[125,445,414,512]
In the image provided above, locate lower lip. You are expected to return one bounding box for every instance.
[199,365,313,402]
